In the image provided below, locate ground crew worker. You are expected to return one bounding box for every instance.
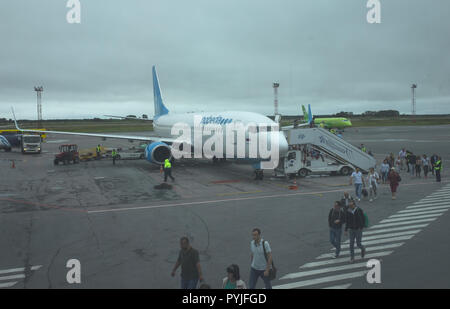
[112,149,118,165]
[163,158,175,182]
[435,156,442,182]
[319,122,325,128]
[96,144,102,160]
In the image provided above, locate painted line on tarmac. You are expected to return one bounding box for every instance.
[273,271,368,289]
[389,210,445,218]
[322,283,352,289]
[361,224,428,235]
[86,182,450,215]
[371,218,437,229]
[320,243,404,259]
[381,214,443,223]
[300,251,393,269]
[339,236,414,249]
[281,261,368,280]
[217,190,263,197]
[87,188,348,214]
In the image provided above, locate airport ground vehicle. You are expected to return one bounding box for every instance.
[21,134,42,154]
[78,146,108,161]
[54,144,80,165]
[275,127,376,178]
[0,135,12,152]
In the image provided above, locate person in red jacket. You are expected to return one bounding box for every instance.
[388,167,401,200]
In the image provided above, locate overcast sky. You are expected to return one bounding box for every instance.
[1,0,449,119]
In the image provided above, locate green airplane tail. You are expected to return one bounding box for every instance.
[302,105,308,122]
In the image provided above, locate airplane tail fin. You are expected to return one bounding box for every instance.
[302,105,308,122]
[152,66,169,118]
[307,104,313,124]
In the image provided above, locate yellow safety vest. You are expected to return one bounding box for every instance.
[435,160,442,170]
[164,160,171,168]
[112,150,117,157]
[97,146,101,152]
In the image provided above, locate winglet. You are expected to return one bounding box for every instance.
[11,107,22,131]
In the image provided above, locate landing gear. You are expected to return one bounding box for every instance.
[254,169,264,180]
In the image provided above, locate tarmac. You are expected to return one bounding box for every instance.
[0,125,449,288]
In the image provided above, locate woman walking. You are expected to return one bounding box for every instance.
[380,159,390,184]
[222,265,247,289]
[415,156,422,178]
[366,168,380,202]
[388,167,401,200]
[422,155,430,179]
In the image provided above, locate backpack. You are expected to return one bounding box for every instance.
[397,173,402,182]
[262,241,277,281]
[363,213,370,228]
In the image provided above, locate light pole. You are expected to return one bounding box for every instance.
[411,84,417,117]
[34,86,43,128]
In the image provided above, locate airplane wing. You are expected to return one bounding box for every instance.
[11,108,175,144]
[104,115,153,121]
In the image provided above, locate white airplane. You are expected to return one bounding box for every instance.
[12,66,306,177]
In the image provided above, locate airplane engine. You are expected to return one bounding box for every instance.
[145,142,172,165]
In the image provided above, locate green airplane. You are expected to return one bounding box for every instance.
[302,105,352,129]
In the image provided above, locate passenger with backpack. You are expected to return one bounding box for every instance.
[249,228,275,289]
[345,200,366,263]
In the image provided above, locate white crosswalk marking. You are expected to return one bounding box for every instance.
[418,196,450,202]
[361,224,428,235]
[322,283,352,289]
[403,205,450,212]
[381,214,443,223]
[408,202,450,208]
[0,265,42,288]
[371,218,437,229]
[300,251,393,269]
[282,261,368,280]
[273,271,368,289]
[0,282,18,288]
[339,236,414,249]
[390,210,445,218]
[273,185,450,289]
[319,243,405,258]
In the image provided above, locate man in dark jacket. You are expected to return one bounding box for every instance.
[329,201,346,258]
[430,154,438,176]
[408,153,417,177]
[340,192,354,212]
[345,200,366,262]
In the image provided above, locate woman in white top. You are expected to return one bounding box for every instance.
[422,155,431,179]
[222,264,247,289]
[366,167,380,202]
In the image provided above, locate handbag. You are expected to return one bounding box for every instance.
[262,241,277,280]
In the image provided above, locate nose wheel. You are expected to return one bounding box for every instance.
[254,169,264,180]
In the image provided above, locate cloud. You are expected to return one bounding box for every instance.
[0,0,449,119]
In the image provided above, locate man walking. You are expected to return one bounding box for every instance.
[112,148,118,165]
[408,152,416,177]
[398,148,407,170]
[96,144,102,160]
[163,158,175,182]
[249,228,273,289]
[350,168,365,202]
[345,200,366,263]
[435,156,442,182]
[328,201,345,258]
[340,192,354,211]
[171,237,204,289]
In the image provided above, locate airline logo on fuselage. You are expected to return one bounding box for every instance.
[200,116,233,125]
